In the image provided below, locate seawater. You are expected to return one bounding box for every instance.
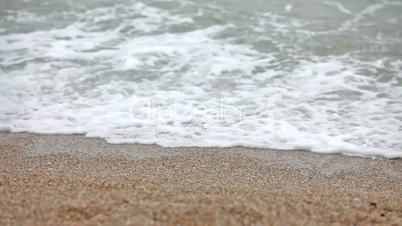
[1,0,402,157]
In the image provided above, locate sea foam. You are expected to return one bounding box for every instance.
[0,0,401,157]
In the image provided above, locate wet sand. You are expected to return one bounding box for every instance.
[1,133,402,226]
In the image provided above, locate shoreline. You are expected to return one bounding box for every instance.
[1,133,402,225]
[1,131,400,159]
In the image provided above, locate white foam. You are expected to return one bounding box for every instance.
[1,0,401,158]
[285,4,293,12]
[324,1,352,15]
[338,2,385,31]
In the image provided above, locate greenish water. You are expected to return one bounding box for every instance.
[0,0,401,157]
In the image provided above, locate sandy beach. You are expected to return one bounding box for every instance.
[0,132,402,226]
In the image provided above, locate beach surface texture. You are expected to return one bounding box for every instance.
[1,133,402,226]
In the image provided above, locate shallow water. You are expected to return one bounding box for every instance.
[0,0,401,157]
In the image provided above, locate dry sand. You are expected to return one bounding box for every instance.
[0,133,402,226]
